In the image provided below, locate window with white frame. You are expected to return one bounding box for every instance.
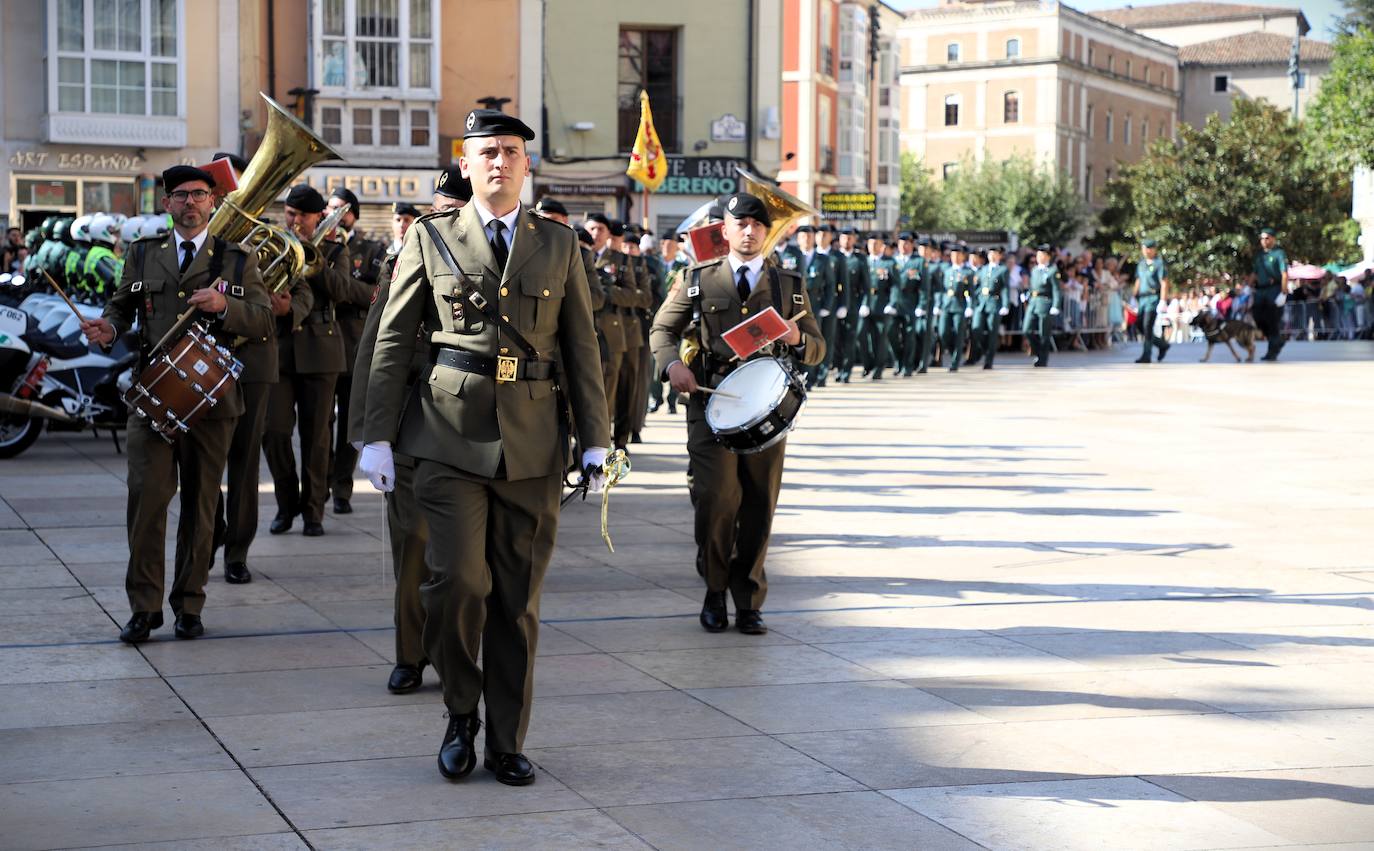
[47,0,182,116]
[1003,91,1020,123]
[947,43,961,63]
[1141,118,1148,145]
[1105,109,1113,142]
[944,94,960,126]
[1006,38,1020,59]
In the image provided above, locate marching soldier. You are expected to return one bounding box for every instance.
[937,243,975,371]
[649,231,691,412]
[833,227,865,383]
[896,236,926,376]
[859,233,898,380]
[650,193,824,635]
[359,109,609,786]
[813,223,840,387]
[325,187,385,514]
[966,250,988,364]
[1133,238,1171,364]
[1024,244,1063,367]
[263,185,371,537]
[972,246,1011,369]
[794,226,835,388]
[584,213,642,432]
[1252,227,1289,361]
[914,238,939,373]
[626,232,661,444]
[611,221,651,450]
[81,165,272,642]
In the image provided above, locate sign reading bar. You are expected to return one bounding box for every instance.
[630,156,748,196]
[820,192,877,218]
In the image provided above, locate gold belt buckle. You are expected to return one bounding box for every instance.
[496,355,519,383]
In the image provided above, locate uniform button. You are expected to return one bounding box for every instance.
[741,308,748,314]
[500,347,509,354]
[542,288,550,297]
[178,291,185,297]
[500,287,509,297]
[502,314,510,322]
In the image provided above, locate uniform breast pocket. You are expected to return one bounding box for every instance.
[434,274,484,335]
[137,278,167,319]
[519,277,565,335]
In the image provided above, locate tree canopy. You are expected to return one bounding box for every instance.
[899,152,1083,246]
[1307,27,1374,170]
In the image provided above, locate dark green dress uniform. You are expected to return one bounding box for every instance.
[800,248,836,387]
[103,232,272,620]
[650,256,691,406]
[264,239,372,528]
[971,261,1010,368]
[329,232,386,506]
[937,263,975,371]
[363,202,609,756]
[1252,242,1288,359]
[914,255,938,373]
[896,253,925,375]
[348,260,429,677]
[816,248,844,386]
[613,252,651,448]
[859,253,899,379]
[1023,263,1063,366]
[834,249,866,382]
[1134,254,1170,363]
[593,248,638,431]
[649,257,824,616]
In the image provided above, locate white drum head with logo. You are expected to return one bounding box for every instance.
[706,358,788,433]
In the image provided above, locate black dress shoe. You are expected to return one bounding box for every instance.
[174,614,204,639]
[333,496,352,514]
[630,432,643,444]
[224,561,252,584]
[1134,356,1151,364]
[438,712,480,780]
[119,611,163,644]
[387,663,425,694]
[269,512,295,535]
[484,752,536,786]
[1158,342,1170,362]
[302,521,324,537]
[700,590,728,633]
[736,609,767,635]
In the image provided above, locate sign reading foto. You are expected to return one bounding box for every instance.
[820,192,877,219]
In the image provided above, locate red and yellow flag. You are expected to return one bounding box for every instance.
[625,90,666,192]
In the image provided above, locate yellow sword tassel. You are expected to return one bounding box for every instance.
[599,449,632,553]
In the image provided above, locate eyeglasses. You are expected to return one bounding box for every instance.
[169,189,211,202]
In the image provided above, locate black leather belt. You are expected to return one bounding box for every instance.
[432,346,555,382]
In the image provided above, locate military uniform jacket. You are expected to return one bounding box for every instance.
[864,256,899,312]
[103,234,272,420]
[581,246,605,314]
[347,267,428,448]
[650,258,825,424]
[836,251,866,316]
[939,264,976,311]
[897,256,925,312]
[1253,247,1287,304]
[363,203,610,482]
[594,248,642,354]
[239,272,313,385]
[339,233,386,365]
[1136,257,1166,304]
[798,249,835,313]
[279,240,371,375]
[1026,265,1064,313]
[624,254,653,349]
[976,263,1010,312]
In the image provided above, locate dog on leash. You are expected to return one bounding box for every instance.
[1191,310,1261,362]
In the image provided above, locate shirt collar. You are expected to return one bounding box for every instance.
[471,198,521,241]
[174,227,208,256]
[727,254,764,290]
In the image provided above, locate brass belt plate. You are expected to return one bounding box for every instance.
[496,355,518,383]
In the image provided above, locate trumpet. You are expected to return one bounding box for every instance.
[299,203,350,279]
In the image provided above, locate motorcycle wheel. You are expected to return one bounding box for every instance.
[0,410,42,458]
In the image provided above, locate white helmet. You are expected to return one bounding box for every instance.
[120,215,144,243]
[70,215,95,242]
[89,213,125,246]
[137,214,171,240]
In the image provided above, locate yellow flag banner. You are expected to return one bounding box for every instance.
[625,90,666,193]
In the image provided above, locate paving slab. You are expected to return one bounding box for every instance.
[306,809,650,850]
[0,718,234,784]
[687,679,988,733]
[0,677,191,730]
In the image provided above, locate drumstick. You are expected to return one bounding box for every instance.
[40,270,85,317]
[696,385,741,400]
[729,310,811,362]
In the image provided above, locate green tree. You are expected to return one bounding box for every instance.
[1336,0,1374,35]
[1307,27,1374,170]
[899,152,943,229]
[1095,99,1355,280]
[938,153,1084,246]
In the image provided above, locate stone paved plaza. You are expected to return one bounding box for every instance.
[1,341,1372,850]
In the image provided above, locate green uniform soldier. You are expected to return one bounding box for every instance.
[81,165,272,643]
[626,233,662,442]
[360,110,610,787]
[833,228,865,382]
[936,243,975,371]
[859,235,899,380]
[911,238,938,373]
[1133,238,1171,364]
[896,236,926,375]
[792,226,835,388]
[611,221,651,449]
[650,192,825,636]
[1024,244,1063,367]
[965,249,989,364]
[1252,227,1289,361]
[971,246,1011,369]
[814,223,841,387]
[264,184,372,537]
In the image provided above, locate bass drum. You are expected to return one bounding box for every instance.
[704,357,806,454]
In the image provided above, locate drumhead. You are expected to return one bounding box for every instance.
[706,358,789,432]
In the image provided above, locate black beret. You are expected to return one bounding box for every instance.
[872,232,889,243]
[586,213,611,227]
[163,165,216,194]
[988,245,1005,253]
[949,242,968,253]
[660,230,679,241]
[609,219,626,237]
[939,241,953,251]
[393,203,421,217]
[815,223,832,233]
[839,227,857,236]
[330,186,361,218]
[898,231,915,241]
[574,225,593,246]
[284,183,325,213]
[724,193,771,226]
[434,167,473,201]
[212,152,251,173]
[972,250,987,260]
[917,237,932,247]
[535,197,568,216]
[706,198,726,222]
[463,109,535,141]
[794,225,814,234]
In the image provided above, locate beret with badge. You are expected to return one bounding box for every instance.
[463,109,536,141]
[284,183,326,213]
[434,167,473,201]
[163,165,216,194]
[723,193,772,227]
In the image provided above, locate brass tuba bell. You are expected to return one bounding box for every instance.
[735,166,822,257]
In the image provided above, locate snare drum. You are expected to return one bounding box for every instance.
[704,357,806,454]
[124,321,242,441]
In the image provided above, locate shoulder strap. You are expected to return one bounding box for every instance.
[419,218,540,360]
[206,236,227,283]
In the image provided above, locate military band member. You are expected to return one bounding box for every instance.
[81,165,272,642]
[651,193,823,635]
[649,231,691,412]
[611,221,651,449]
[972,246,1011,369]
[264,185,371,537]
[1133,238,1171,364]
[360,110,610,786]
[937,243,975,371]
[813,223,839,387]
[1252,227,1288,361]
[1024,244,1063,367]
[584,213,641,431]
[626,231,661,443]
[833,227,865,383]
[914,238,939,373]
[965,250,988,365]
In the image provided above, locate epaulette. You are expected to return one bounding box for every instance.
[688,257,724,272]
[528,209,573,230]
[417,208,459,222]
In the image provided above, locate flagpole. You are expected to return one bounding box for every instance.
[641,185,649,231]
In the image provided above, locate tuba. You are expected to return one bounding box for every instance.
[211,93,342,293]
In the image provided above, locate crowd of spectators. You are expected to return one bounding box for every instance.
[2,227,27,275]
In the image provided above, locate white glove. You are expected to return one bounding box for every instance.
[818,307,831,318]
[963,308,973,318]
[359,442,395,493]
[998,307,1009,316]
[934,307,942,316]
[1274,293,1287,307]
[914,308,926,318]
[1050,307,1061,316]
[859,304,871,318]
[837,307,848,320]
[582,447,609,494]
[883,304,897,316]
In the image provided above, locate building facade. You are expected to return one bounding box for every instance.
[538,0,783,235]
[3,0,242,230]
[897,0,1180,208]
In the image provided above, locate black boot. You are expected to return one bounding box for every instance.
[438,711,480,780]
[700,590,728,632]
